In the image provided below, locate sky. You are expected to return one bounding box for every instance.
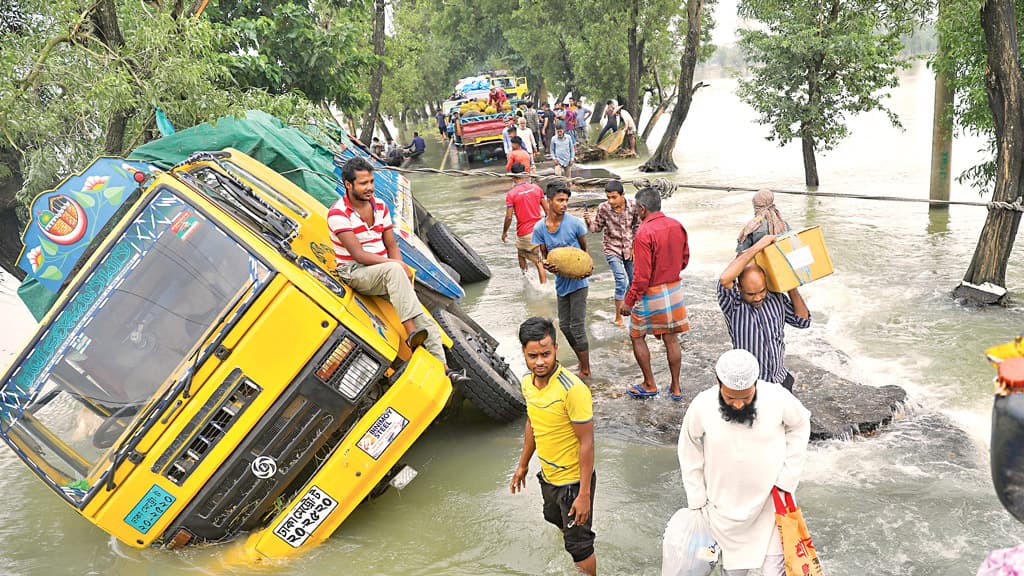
[712,0,739,46]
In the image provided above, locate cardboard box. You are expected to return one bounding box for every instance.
[754,226,834,292]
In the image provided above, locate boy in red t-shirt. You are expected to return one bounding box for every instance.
[501,162,548,283]
[506,136,533,173]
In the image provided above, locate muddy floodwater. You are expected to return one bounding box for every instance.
[1,63,1023,575]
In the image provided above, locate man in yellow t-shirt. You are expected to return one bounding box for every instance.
[510,317,596,576]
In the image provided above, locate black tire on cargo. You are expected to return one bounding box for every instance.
[426,222,491,283]
[434,308,525,422]
[439,262,461,285]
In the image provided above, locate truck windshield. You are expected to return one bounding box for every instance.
[0,187,270,505]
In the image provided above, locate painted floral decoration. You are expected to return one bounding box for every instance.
[26,246,43,272]
[83,175,109,192]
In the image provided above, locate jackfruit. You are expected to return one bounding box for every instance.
[545,246,593,279]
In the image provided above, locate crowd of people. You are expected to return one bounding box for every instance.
[501,170,813,575]
[440,91,638,161]
[331,138,813,574]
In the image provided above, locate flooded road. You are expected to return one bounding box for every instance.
[1,62,1023,574]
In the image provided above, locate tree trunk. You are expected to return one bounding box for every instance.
[376,113,392,142]
[640,101,671,142]
[956,0,1024,303]
[592,101,605,125]
[0,147,26,280]
[627,0,642,122]
[639,0,704,173]
[358,0,386,143]
[104,110,129,155]
[801,132,819,187]
[92,0,130,155]
[556,37,576,99]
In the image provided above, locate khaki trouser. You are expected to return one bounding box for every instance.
[336,260,445,363]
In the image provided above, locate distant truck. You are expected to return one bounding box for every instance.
[455,111,512,161]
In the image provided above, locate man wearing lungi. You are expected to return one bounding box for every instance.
[620,187,689,400]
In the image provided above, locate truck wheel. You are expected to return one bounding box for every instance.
[426,222,491,283]
[434,308,525,422]
[413,197,435,238]
[439,262,461,285]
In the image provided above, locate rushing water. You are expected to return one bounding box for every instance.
[1,62,1023,575]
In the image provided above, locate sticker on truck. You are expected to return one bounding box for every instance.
[124,484,176,534]
[356,407,409,460]
[273,485,338,548]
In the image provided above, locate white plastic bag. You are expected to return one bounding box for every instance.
[661,507,720,576]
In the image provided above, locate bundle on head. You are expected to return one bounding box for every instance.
[545,247,593,279]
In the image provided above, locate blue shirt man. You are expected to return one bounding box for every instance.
[532,181,591,377]
[549,127,575,176]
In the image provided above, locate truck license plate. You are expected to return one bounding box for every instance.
[273,485,338,548]
[124,484,176,534]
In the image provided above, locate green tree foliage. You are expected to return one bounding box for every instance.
[736,0,929,185]
[0,0,321,275]
[208,0,373,114]
[933,0,1024,192]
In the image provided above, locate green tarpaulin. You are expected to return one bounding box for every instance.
[130,110,344,208]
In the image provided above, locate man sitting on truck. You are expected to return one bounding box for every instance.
[329,157,462,380]
[489,86,509,111]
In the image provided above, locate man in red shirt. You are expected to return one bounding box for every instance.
[501,162,548,284]
[489,86,509,111]
[620,187,690,400]
[506,136,533,173]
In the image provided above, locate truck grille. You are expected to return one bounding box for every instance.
[195,395,335,531]
[155,371,261,485]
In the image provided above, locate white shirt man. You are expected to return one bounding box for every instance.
[678,349,811,575]
[516,118,537,156]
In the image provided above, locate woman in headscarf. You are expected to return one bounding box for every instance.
[736,189,790,253]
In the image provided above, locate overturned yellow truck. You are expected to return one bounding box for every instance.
[0,132,522,562]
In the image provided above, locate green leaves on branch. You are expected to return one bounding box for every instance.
[736,0,928,164]
[214,0,374,114]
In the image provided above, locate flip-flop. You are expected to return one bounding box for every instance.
[670,392,683,401]
[626,384,658,398]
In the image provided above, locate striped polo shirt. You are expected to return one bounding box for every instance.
[327,194,393,264]
[716,281,811,384]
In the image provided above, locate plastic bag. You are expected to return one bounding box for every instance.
[662,507,720,576]
[977,544,1024,575]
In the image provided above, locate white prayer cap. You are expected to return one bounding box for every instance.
[715,349,760,390]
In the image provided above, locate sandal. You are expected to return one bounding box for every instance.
[626,383,658,398]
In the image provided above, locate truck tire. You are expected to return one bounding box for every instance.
[434,308,525,422]
[426,222,491,283]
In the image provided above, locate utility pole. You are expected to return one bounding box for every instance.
[929,0,953,211]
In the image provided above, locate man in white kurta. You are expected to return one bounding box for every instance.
[679,348,811,575]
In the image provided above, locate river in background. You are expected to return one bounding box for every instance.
[1,62,1022,575]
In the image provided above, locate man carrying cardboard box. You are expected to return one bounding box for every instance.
[718,234,811,392]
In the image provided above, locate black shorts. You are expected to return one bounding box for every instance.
[538,470,596,563]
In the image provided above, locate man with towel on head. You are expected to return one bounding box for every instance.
[620,187,689,400]
[736,189,790,253]
[678,348,811,576]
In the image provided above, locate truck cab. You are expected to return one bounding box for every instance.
[0,150,454,562]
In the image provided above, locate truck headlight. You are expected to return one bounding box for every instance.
[315,336,382,401]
